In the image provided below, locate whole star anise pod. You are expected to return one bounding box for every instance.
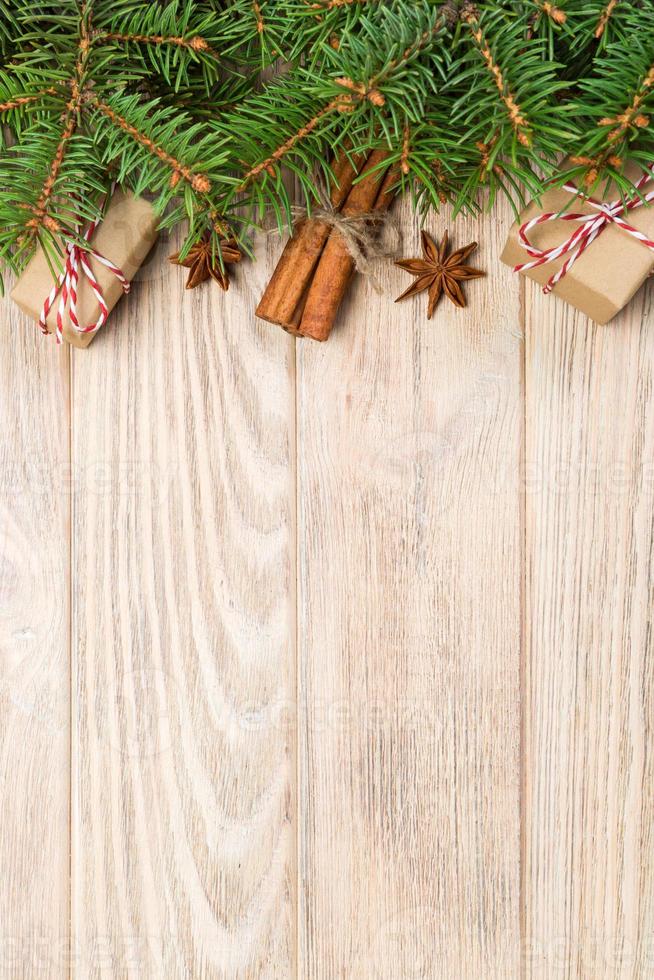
[170,234,241,290]
[395,230,485,318]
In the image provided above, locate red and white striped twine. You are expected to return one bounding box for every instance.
[514,165,654,294]
[39,192,129,344]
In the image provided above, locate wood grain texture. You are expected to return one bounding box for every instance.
[524,280,654,980]
[2,188,654,979]
[70,232,297,978]
[296,200,524,978]
[0,299,70,977]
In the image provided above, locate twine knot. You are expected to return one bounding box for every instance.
[290,186,401,292]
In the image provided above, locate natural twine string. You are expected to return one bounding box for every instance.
[285,185,403,292]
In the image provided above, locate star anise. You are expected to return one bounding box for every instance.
[395,230,485,318]
[169,234,241,290]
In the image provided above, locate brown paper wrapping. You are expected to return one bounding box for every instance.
[501,163,654,324]
[11,190,159,348]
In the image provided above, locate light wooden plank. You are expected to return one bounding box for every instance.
[297,200,523,977]
[0,298,70,977]
[70,232,297,977]
[524,282,654,979]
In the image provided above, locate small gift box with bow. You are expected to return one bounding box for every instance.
[501,162,654,324]
[11,189,159,348]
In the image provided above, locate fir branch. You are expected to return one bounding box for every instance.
[0,89,61,114]
[27,2,95,236]
[595,0,620,39]
[569,0,632,52]
[460,2,532,147]
[91,1,226,90]
[252,0,264,35]
[400,124,410,175]
[0,2,20,62]
[445,2,571,209]
[598,65,654,146]
[238,94,350,189]
[89,95,212,192]
[30,110,78,233]
[95,31,217,56]
[368,0,458,89]
[524,0,569,62]
[202,0,294,64]
[3,0,654,289]
[537,1,566,24]
[0,122,111,280]
[234,2,454,203]
[568,5,654,186]
[314,0,383,7]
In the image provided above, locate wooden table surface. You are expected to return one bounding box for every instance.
[1,196,653,979]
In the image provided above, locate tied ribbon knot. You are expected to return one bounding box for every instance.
[514,165,654,294]
[286,185,402,292]
[39,197,129,344]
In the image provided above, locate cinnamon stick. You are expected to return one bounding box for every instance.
[255,148,366,329]
[297,150,395,342]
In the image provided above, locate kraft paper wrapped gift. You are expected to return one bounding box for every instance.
[500,164,654,324]
[11,190,159,348]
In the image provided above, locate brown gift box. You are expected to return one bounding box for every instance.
[11,190,159,348]
[500,163,654,324]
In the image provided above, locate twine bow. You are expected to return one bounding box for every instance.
[514,165,654,294]
[39,191,129,344]
[289,186,401,292]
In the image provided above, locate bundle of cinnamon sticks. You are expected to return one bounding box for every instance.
[256,147,397,342]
